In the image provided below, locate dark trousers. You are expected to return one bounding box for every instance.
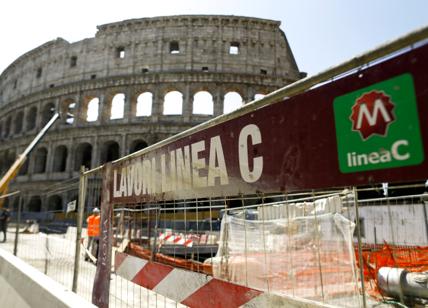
[0,225,7,242]
[86,236,99,261]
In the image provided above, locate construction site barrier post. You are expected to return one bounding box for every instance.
[72,166,87,293]
[353,186,366,308]
[13,193,22,256]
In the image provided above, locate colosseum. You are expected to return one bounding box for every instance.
[0,15,302,214]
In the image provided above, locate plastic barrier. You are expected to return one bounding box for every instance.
[356,243,428,298]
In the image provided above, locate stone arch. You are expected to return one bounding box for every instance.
[41,102,55,126]
[27,196,42,212]
[0,150,13,178]
[52,145,68,172]
[61,98,76,125]
[18,159,29,176]
[254,93,266,101]
[26,106,37,131]
[14,110,24,134]
[129,139,148,154]
[0,152,4,175]
[0,152,4,176]
[136,92,153,116]
[223,91,243,114]
[100,140,120,164]
[74,142,92,171]
[1,151,9,175]
[110,93,125,120]
[192,91,214,115]
[33,147,48,173]
[48,195,62,212]
[83,96,100,122]
[4,115,11,138]
[6,150,16,171]
[163,91,183,115]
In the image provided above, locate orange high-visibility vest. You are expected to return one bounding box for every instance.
[87,214,100,237]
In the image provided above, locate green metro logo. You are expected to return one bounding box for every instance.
[333,73,424,173]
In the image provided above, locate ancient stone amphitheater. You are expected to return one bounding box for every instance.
[0,15,302,213]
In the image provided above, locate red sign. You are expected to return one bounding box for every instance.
[109,44,428,203]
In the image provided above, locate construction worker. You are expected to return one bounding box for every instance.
[85,207,100,262]
[0,208,10,242]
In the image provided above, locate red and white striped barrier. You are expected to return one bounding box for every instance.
[158,232,194,247]
[114,252,331,308]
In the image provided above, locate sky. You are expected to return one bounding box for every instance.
[0,0,427,76]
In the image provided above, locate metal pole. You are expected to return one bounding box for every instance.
[385,195,396,244]
[153,206,159,259]
[72,166,87,293]
[353,187,367,308]
[312,191,325,302]
[148,209,153,260]
[44,235,49,275]
[13,194,22,256]
[260,195,270,293]
[422,201,428,244]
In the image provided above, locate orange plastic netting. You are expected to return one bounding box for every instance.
[356,243,428,298]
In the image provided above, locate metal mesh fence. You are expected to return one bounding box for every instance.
[110,192,361,307]
[80,168,183,307]
[3,172,428,307]
[0,170,188,307]
[0,179,83,292]
[106,183,428,307]
[343,183,428,306]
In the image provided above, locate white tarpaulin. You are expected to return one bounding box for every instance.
[210,196,361,307]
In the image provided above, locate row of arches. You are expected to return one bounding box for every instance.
[0,90,266,139]
[0,139,148,177]
[0,102,55,139]
[5,194,70,213]
[84,91,260,121]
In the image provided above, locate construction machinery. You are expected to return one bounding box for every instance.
[0,113,60,200]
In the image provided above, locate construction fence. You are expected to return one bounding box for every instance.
[2,177,428,307]
[105,181,428,307]
[0,171,181,307]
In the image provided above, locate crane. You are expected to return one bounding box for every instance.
[0,112,60,198]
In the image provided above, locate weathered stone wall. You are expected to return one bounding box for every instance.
[0,15,301,212]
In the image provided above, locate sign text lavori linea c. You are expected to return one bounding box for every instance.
[112,124,263,198]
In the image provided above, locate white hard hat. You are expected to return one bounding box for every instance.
[93,207,100,213]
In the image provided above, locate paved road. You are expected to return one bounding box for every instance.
[0,228,185,308]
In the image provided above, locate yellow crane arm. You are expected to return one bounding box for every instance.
[0,112,60,197]
[0,155,26,195]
